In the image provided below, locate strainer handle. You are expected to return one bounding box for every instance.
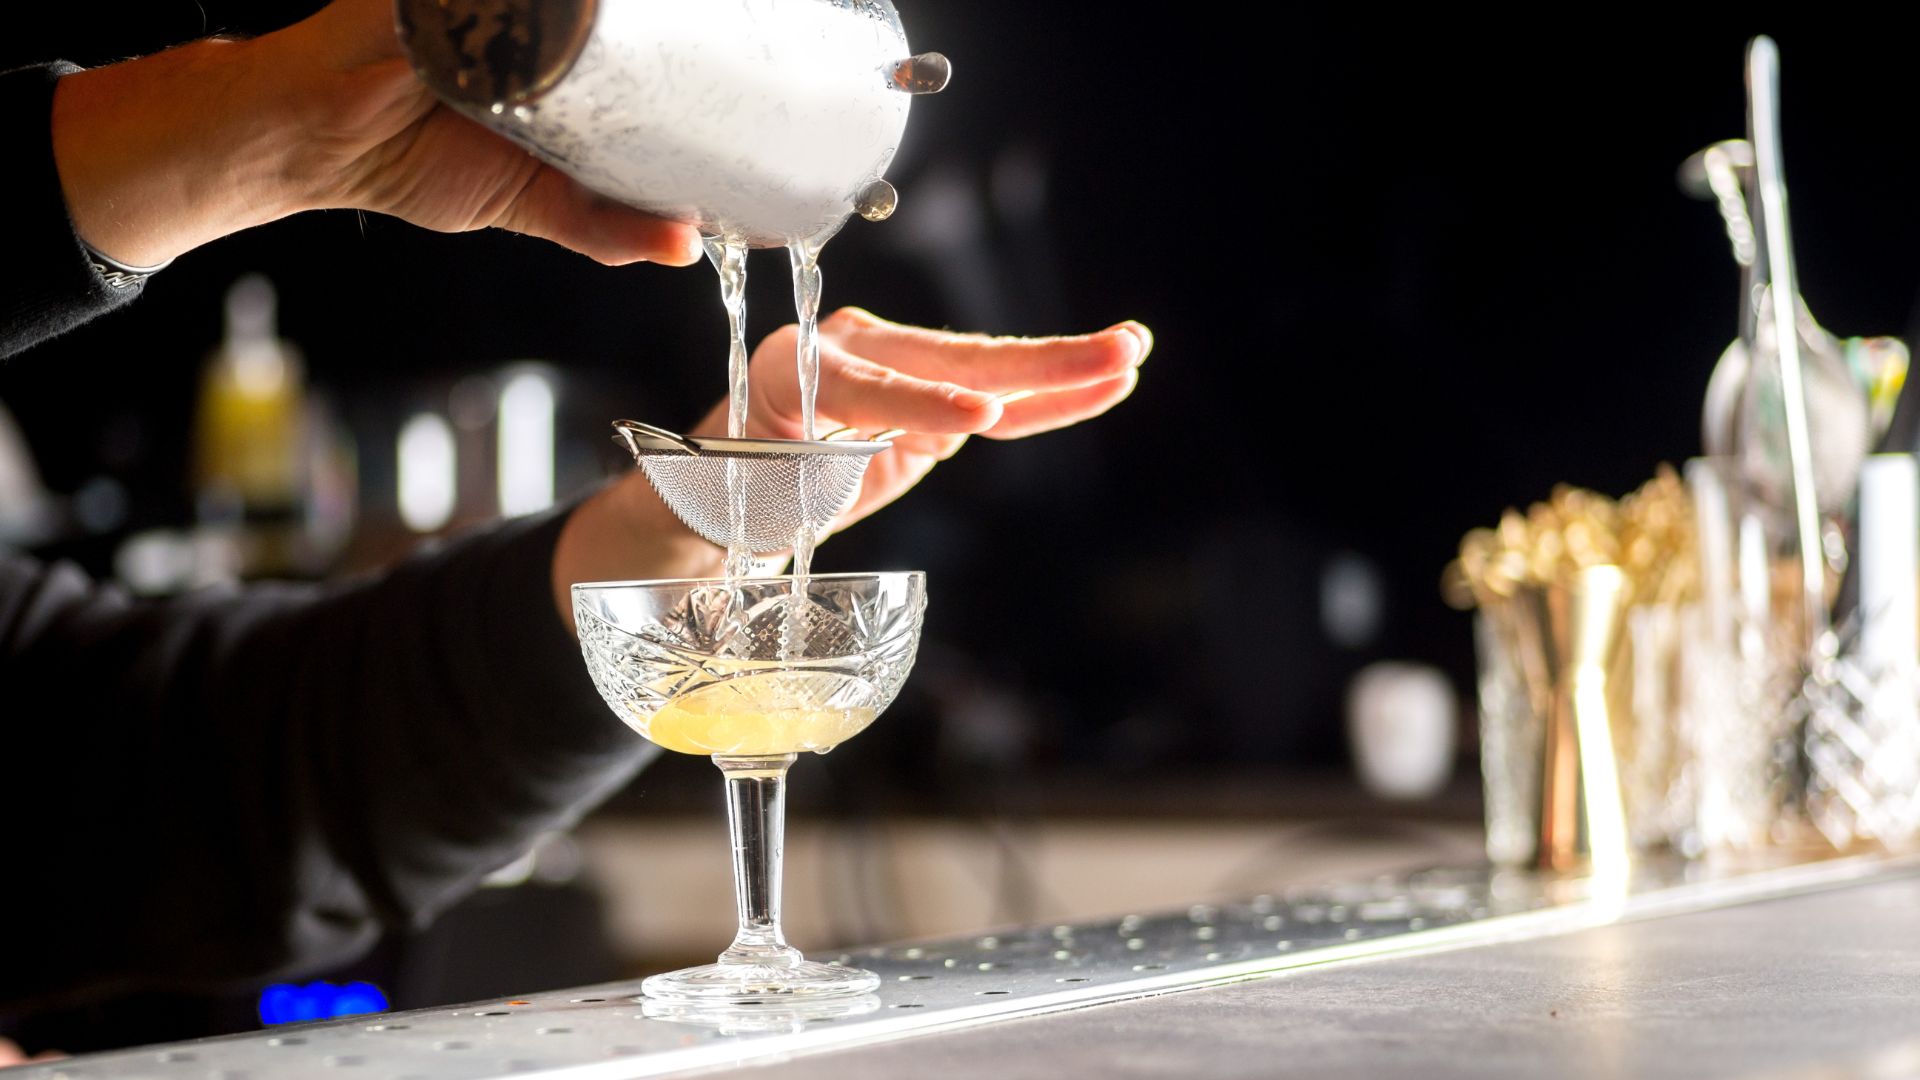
[613,419,702,456]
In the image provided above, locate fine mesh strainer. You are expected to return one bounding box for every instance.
[614,420,889,553]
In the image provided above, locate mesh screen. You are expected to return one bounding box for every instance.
[638,452,870,552]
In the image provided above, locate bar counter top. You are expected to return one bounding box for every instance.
[755,868,1920,1079]
[19,854,1916,1080]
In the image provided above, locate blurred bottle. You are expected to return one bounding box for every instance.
[188,276,354,581]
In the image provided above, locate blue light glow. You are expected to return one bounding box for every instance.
[257,980,390,1026]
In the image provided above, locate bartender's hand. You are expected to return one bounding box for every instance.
[0,1037,63,1067]
[550,311,1152,626]
[50,0,702,269]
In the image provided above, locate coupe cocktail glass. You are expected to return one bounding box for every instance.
[574,572,927,1003]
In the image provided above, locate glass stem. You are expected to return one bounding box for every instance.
[715,754,802,967]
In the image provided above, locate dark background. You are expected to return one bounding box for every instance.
[13,8,1918,779]
[10,4,1920,1042]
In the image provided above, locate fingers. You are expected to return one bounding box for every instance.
[699,313,1146,449]
[981,369,1139,440]
[747,330,1009,436]
[496,166,704,266]
[884,431,971,461]
[820,307,1152,393]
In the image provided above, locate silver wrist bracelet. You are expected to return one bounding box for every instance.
[81,240,173,290]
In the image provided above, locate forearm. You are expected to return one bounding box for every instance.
[0,507,649,1007]
[50,35,307,268]
[551,481,727,631]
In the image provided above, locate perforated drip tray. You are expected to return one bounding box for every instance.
[24,853,1916,1079]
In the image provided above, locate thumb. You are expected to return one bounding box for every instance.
[496,166,705,267]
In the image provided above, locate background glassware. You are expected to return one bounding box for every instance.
[1473,606,1544,868]
[574,572,927,1002]
[1684,456,1811,853]
[1801,454,1920,850]
[1684,454,1920,855]
[1458,476,1700,870]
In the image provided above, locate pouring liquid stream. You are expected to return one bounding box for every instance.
[786,224,838,586]
[781,226,839,662]
[702,224,844,673]
[704,236,757,582]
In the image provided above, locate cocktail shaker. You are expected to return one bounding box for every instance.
[395,0,950,247]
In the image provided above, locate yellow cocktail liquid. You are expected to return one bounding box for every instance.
[634,672,878,756]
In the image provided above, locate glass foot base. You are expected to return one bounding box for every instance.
[641,960,880,1004]
[640,995,881,1034]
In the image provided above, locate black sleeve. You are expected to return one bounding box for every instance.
[0,61,145,361]
[0,503,657,1010]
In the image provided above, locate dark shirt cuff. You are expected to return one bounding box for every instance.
[0,61,145,360]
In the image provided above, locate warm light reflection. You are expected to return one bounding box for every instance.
[398,412,456,533]
[497,368,556,517]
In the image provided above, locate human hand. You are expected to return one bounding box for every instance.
[51,0,702,269]
[281,0,704,266]
[0,1037,63,1068]
[688,308,1152,532]
[550,310,1151,625]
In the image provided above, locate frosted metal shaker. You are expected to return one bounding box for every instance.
[395,0,949,247]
